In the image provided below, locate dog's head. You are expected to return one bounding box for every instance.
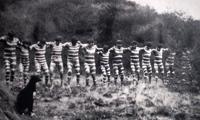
[29,75,41,84]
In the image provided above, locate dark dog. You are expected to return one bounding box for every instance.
[15,75,41,115]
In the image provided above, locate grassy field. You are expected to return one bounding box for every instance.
[5,74,199,120]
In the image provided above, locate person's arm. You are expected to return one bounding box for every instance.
[151,48,156,52]
[163,48,169,52]
[138,47,145,53]
[81,43,88,48]
[96,45,101,50]
[123,47,130,51]
[78,41,88,48]
[46,41,53,45]
[109,46,115,51]
[138,46,145,51]
[29,44,36,50]
[46,41,54,48]
[15,38,20,44]
[0,36,6,42]
[62,42,70,47]
[96,47,103,54]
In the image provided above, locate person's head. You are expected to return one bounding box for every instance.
[38,38,46,47]
[116,39,122,48]
[55,35,62,45]
[157,44,163,50]
[131,41,138,48]
[87,38,94,47]
[71,36,78,46]
[23,41,31,48]
[7,32,15,40]
[145,42,152,49]
[103,45,109,52]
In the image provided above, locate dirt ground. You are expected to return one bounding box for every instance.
[7,75,199,120]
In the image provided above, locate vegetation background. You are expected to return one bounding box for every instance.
[0,0,199,83]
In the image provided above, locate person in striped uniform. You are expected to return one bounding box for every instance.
[46,36,67,88]
[165,49,176,76]
[97,45,112,84]
[65,36,83,86]
[128,41,144,84]
[110,40,128,85]
[18,41,31,85]
[141,42,153,83]
[152,44,168,82]
[0,32,21,85]
[30,40,49,86]
[82,39,99,86]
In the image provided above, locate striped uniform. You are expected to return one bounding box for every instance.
[142,48,153,77]
[129,47,144,74]
[166,52,175,75]
[154,48,168,74]
[0,36,20,82]
[47,42,66,73]
[97,49,111,79]
[83,45,98,75]
[111,46,127,76]
[65,42,82,75]
[30,43,49,73]
[18,44,30,82]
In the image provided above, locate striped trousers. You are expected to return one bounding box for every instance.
[4,56,17,82]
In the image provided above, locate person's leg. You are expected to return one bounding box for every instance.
[50,61,56,87]
[18,60,23,82]
[75,60,81,86]
[58,61,64,87]
[91,65,96,86]
[142,65,148,83]
[42,61,49,86]
[23,57,30,85]
[35,59,41,74]
[171,65,175,75]
[154,63,159,82]
[10,58,17,84]
[67,59,72,85]
[5,59,10,85]
[135,63,140,85]
[165,63,170,77]
[101,65,107,83]
[147,65,152,83]
[113,64,118,85]
[119,64,125,85]
[130,63,135,81]
[160,64,165,83]
[105,65,111,85]
[85,63,90,86]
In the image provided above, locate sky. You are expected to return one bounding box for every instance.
[128,0,200,20]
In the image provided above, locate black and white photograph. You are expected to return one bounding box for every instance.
[0,0,200,120]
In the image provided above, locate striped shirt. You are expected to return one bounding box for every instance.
[46,42,67,60]
[166,52,176,65]
[0,36,20,59]
[111,46,128,64]
[83,45,98,65]
[19,45,29,57]
[98,48,111,65]
[65,42,82,60]
[142,47,153,65]
[154,48,168,64]
[129,47,144,63]
[30,43,47,63]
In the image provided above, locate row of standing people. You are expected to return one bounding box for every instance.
[0,32,175,88]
